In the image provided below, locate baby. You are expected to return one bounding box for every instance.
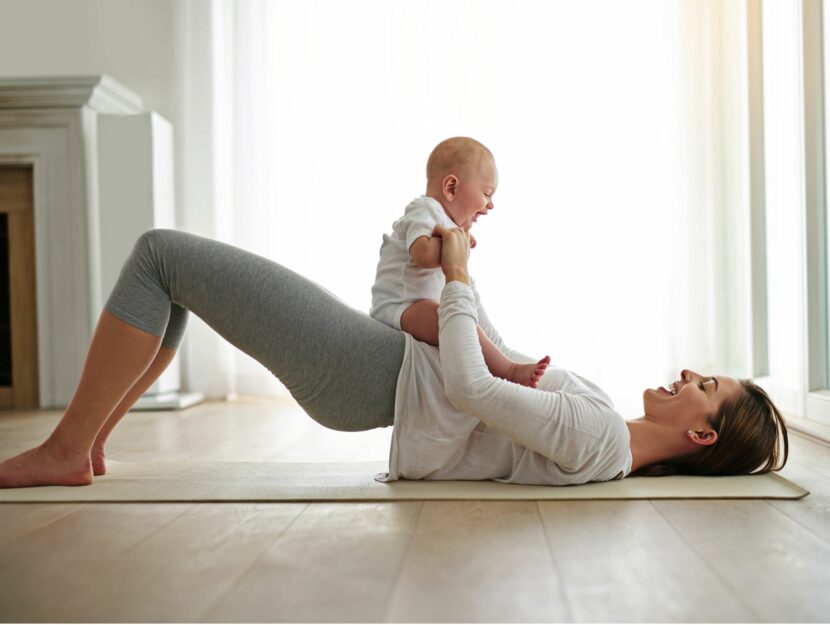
[370,136,550,387]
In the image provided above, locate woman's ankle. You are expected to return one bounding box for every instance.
[42,433,91,465]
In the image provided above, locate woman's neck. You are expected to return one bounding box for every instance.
[626,418,692,473]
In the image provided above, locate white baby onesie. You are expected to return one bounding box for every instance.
[370,195,457,330]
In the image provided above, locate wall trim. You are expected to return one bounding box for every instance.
[0,75,143,114]
[747,0,770,378]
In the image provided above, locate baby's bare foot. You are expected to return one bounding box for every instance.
[506,356,551,388]
[91,445,107,476]
[0,444,93,488]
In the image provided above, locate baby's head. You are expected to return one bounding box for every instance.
[426,136,498,230]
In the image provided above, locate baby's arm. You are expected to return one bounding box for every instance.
[409,231,478,269]
[409,236,442,269]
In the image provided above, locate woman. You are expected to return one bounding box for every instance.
[0,227,788,488]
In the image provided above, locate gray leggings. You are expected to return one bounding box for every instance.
[104,229,405,431]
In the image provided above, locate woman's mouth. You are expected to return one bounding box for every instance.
[657,382,679,396]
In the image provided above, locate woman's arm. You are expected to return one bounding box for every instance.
[438,280,605,462]
[432,225,601,461]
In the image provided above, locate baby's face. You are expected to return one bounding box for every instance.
[446,156,498,230]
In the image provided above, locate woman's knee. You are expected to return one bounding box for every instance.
[137,228,186,254]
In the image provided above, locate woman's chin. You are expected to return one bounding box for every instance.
[643,387,671,407]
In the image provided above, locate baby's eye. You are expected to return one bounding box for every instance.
[698,381,705,390]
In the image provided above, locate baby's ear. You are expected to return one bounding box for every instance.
[442,174,458,200]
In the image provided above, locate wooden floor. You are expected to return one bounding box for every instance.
[1,396,829,623]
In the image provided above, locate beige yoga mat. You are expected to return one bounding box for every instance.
[0,460,808,502]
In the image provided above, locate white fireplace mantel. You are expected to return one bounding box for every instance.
[0,75,145,408]
[0,75,144,112]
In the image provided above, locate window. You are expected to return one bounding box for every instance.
[221,1,726,409]
[804,0,830,423]
[751,0,830,426]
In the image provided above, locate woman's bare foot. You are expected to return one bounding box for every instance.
[0,443,93,488]
[505,356,551,388]
[91,445,107,476]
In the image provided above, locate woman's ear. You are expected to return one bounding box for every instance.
[442,175,458,201]
[689,428,718,447]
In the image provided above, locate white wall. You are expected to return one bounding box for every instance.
[0,0,179,121]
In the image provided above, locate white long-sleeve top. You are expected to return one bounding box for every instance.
[375,280,633,486]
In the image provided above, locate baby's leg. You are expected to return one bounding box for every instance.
[477,330,550,388]
[401,301,550,388]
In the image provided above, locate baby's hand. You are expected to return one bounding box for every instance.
[431,224,472,284]
[469,234,477,249]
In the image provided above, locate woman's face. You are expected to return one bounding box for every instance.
[643,369,743,432]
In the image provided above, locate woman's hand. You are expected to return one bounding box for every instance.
[431,224,471,285]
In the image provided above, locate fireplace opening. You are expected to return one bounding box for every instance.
[0,211,9,387]
[0,165,38,408]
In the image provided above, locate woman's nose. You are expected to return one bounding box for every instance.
[681,369,703,381]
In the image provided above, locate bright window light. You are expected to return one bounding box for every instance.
[761,0,805,391]
[228,0,719,416]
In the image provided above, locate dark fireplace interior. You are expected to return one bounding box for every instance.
[0,212,10,387]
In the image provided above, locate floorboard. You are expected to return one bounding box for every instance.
[0,503,195,622]
[0,398,828,623]
[537,500,754,622]
[0,503,84,549]
[384,501,566,622]
[60,503,308,622]
[204,502,421,623]
[653,497,830,622]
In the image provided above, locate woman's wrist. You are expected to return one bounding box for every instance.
[444,267,470,284]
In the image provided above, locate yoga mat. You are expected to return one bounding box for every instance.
[0,460,808,502]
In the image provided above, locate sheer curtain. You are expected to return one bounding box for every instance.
[211,0,723,419]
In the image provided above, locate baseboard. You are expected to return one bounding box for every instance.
[129,391,205,411]
[785,412,830,446]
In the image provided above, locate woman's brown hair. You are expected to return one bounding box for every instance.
[630,379,789,477]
